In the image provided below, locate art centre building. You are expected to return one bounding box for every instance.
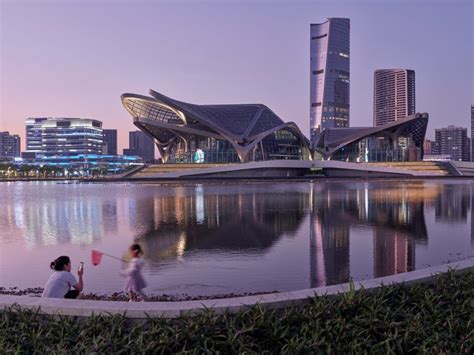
[313,113,428,162]
[121,89,311,164]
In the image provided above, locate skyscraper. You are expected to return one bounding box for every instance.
[124,131,155,162]
[373,69,415,126]
[434,125,470,161]
[0,131,21,157]
[25,117,103,156]
[310,18,350,145]
[471,105,473,162]
[103,129,118,155]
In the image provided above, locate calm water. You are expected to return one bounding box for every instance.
[0,180,473,296]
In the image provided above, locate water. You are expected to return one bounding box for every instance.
[0,179,473,296]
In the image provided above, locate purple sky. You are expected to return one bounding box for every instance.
[1,0,473,153]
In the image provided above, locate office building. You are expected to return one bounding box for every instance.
[103,129,118,155]
[423,139,434,155]
[121,89,310,163]
[0,131,21,157]
[471,105,473,162]
[310,18,350,144]
[125,131,155,162]
[25,117,103,156]
[434,125,470,161]
[373,69,415,126]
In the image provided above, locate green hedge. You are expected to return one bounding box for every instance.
[1,270,472,353]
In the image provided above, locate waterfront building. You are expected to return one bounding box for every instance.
[373,69,415,127]
[125,131,155,162]
[20,153,142,176]
[121,89,311,163]
[313,113,428,162]
[103,129,118,155]
[310,18,350,145]
[471,105,473,162]
[434,125,470,161]
[423,139,434,155]
[25,117,103,157]
[0,131,21,157]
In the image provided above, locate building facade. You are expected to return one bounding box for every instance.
[313,113,428,162]
[471,105,473,162]
[25,117,103,157]
[125,131,155,162]
[373,69,415,127]
[423,139,434,155]
[121,89,311,164]
[434,125,470,162]
[103,129,118,155]
[0,131,21,157]
[310,18,350,145]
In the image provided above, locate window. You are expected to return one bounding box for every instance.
[312,69,324,75]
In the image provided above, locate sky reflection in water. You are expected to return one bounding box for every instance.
[0,180,472,296]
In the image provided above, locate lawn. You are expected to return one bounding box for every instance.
[1,270,472,353]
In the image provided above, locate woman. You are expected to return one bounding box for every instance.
[42,256,84,299]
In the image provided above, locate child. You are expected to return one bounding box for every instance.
[122,244,147,302]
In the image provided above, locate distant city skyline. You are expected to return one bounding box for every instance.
[1,0,473,154]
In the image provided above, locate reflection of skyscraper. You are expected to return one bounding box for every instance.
[373,230,415,277]
[310,18,350,144]
[310,186,350,287]
[435,184,470,222]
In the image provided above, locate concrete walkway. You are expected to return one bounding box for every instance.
[1,258,472,319]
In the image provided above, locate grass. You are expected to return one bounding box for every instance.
[1,270,472,353]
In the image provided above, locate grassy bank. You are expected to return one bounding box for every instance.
[1,270,472,353]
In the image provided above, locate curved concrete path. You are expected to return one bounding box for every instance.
[1,258,473,319]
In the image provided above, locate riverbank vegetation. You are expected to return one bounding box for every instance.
[1,270,472,353]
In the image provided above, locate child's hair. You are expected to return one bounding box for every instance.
[50,256,70,271]
[129,243,143,255]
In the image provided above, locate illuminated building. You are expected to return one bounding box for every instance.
[310,18,350,145]
[25,117,103,156]
[121,89,311,163]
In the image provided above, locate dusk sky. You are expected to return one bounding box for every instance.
[1,0,473,153]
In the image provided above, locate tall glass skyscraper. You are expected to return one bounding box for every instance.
[25,117,103,156]
[310,18,350,146]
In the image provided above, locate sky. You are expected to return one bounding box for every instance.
[1,0,473,153]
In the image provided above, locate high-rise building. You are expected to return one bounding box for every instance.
[434,125,470,161]
[423,139,434,155]
[25,117,103,156]
[0,131,21,157]
[373,69,415,126]
[471,105,473,162]
[102,129,118,155]
[310,18,350,145]
[124,131,154,162]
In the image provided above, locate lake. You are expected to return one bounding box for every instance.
[0,179,472,296]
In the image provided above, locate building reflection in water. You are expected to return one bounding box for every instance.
[2,180,472,292]
[134,185,310,263]
[435,183,470,223]
[310,181,433,287]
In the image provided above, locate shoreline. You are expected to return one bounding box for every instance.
[0,286,278,302]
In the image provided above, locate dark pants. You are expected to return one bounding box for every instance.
[64,290,80,299]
